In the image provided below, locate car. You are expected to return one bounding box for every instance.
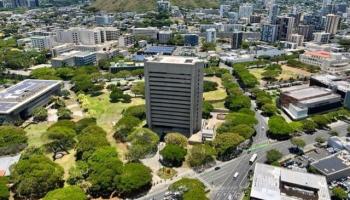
[214,166,221,171]
[233,172,239,178]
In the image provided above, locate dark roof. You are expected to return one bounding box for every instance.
[311,154,350,175]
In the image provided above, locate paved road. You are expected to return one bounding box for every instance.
[139,121,348,200]
[211,121,349,200]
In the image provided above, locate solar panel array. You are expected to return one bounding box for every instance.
[0,80,61,114]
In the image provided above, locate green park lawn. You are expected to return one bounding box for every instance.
[203,76,227,102]
[25,122,52,147]
[80,92,145,157]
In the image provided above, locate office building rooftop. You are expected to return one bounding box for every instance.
[284,86,333,100]
[311,150,350,176]
[149,55,202,65]
[0,79,62,114]
[251,163,330,200]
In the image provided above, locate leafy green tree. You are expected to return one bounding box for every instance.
[301,120,317,133]
[11,154,64,199]
[225,95,251,111]
[291,137,306,149]
[123,105,146,120]
[110,88,124,103]
[122,94,132,103]
[0,125,27,156]
[261,103,277,116]
[72,74,95,93]
[217,112,257,134]
[45,125,76,154]
[188,144,216,168]
[55,67,75,80]
[202,101,214,119]
[57,107,72,119]
[311,115,330,129]
[114,116,141,142]
[32,106,48,122]
[213,132,245,161]
[76,125,110,160]
[0,177,9,200]
[114,163,152,197]
[203,80,218,92]
[160,144,187,167]
[31,67,59,80]
[169,178,208,200]
[131,81,145,97]
[201,42,216,52]
[43,186,87,200]
[164,132,188,148]
[229,124,255,139]
[75,118,96,133]
[87,147,123,197]
[266,149,282,164]
[268,116,293,139]
[115,70,132,79]
[332,187,347,200]
[126,128,159,161]
[315,136,326,144]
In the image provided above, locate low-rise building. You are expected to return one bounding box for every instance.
[251,163,330,200]
[109,61,144,73]
[299,51,350,75]
[0,79,62,123]
[51,51,97,67]
[158,31,172,44]
[280,85,342,120]
[311,150,350,182]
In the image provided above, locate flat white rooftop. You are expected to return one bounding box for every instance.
[0,79,62,114]
[148,56,202,65]
[251,163,330,200]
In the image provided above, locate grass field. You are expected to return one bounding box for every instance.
[212,100,226,109]
[25,122,52,147]
[249,68,264,80]
[81,92,144,158]
[249,65,311,82]
[203,76,227,102]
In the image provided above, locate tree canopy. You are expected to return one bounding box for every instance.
[169,178,208,200]
[164,132,188,148]
[114,163,152,197]
[188,144,216,168]
[268,116,293,139]
[213,132,245,161]
[11,154,64,199]
[43,186,87,200]
[160,144,187,167]
[0,125,27,156]
[266,149,282,165]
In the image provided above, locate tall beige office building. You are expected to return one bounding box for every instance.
[145,56,204,137]
[325,14,341,35]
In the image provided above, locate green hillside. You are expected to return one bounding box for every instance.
[91,0,219,12]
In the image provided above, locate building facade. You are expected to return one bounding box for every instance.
[145,56,204,137]
[231,31,243,49]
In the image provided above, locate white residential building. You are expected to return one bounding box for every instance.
[31,36,55,51]
[206,28,216,43]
